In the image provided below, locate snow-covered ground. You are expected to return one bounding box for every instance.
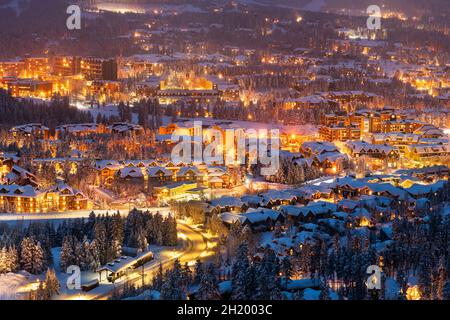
[0,0,29,15]
[0,271,41,300]
[94,2,206,14]
[302,0,327,12]
[0,207,170,225]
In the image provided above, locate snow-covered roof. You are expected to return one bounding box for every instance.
[0,184,43,197]
[211,196,244,208]
[118,166,144,179]
[147,166,173,177]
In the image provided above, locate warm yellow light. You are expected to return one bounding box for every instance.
[406,286,421,300]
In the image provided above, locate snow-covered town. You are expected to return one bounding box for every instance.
[0,0,450,305]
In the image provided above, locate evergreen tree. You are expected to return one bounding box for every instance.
[20,237,45,275]
[197,264,221,300]
[43,268,60,299]
[231,243,251,300]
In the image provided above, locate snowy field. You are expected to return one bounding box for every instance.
[0,271,41,300]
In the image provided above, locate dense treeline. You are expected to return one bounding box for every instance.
[0,209,178,274]
[0,91,92,129]
[116,207,450,300]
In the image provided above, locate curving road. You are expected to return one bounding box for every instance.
[89,221,210,300]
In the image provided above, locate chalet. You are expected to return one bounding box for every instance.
[175,166,203,183]
[50,183,90,211]
[395,165,450,182]
[210,196,247,214]
[280,202,337,222]
[108,123,144,136]
[345,141,399,160]
[10,123,50,139]
[5,165,38,187]
[220,208,282,232]
[56,123,106,137]
[333,178,372,199]
[147,167,173,183]
[289,185,334,203]
[240,195,263,208]
[301,141,338,157]
[405,144,450,162]
[0,184,45,213]
[317,218,346,233]
[406,181,447,200]
[0,183,90,213]
[337,199,359,212]
[118,166,145,179]
[259,190,296,208]
[205,167,232,188]
[312,151,348,173]
[95,160,123,185]
[370,133,421,154]
[351,207,374,227]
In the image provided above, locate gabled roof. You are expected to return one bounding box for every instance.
[211,196,244,208]
[147,166,173,177]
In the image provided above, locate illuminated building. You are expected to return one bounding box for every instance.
[0,184,90,213]
[81,57,118,81]
[381,119,424,134]
[319,124,361,142]
[153,181,202,201]
[6,78,53,98]
[157,71,220,104]
[53,56,118,81]
[0,60,24,78]
[10,124,50,139]
[52,56,82,77]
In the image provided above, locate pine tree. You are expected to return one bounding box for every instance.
[88,239,101,271]
[231,243,251,300]
[255,249,282,300]
[197,264,221,300]
[194,259,204,284]
[20,237,45,275]
[418,256,432,300]
[436,258,446,300]
[43,268,60,299]
[6,246,19,273]
[319,284,331,300]
[111,212,124,258]
[442,281,450,300]
[0,247,7,273]
[161,259,188,300]
[60,235,78,270]
[94,220,109,265]
[152,262,164,291]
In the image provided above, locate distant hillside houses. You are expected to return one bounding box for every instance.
[10,122,144,139]
[211,172,450,232]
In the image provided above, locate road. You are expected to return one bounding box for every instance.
[0,209,215,300]
[88,221,211,300]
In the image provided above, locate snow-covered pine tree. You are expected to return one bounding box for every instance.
[60,235,77,270]
[93,220,109,265]
[20,237,45,275]
[197,264,221,300]
[0,247,7,273]
[193,259,204,284]
[111,212,124,259]
[231,243,251,300]
[43,268,60,299]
